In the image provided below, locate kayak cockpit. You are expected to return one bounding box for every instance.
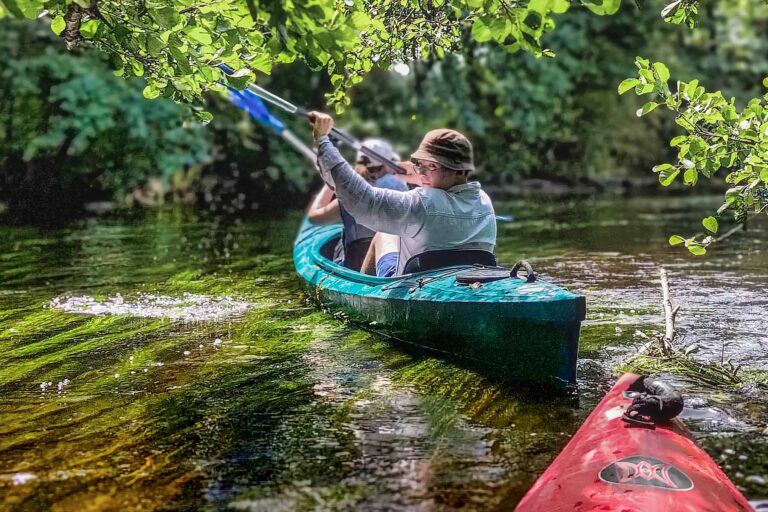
[318,231,498,276]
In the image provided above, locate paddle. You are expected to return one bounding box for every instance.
[226,85,317,164]
[219,65,407,176]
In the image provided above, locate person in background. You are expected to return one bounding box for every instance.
[310,112,496,277]
[307,138,408,270]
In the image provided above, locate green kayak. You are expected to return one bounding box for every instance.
[293,218,586,389]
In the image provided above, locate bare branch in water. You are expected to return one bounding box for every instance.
[660,267,678,353]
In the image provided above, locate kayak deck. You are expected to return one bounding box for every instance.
[515,373,753,511]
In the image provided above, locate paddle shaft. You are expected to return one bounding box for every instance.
[243,81,406,175]
[279,129,317,164]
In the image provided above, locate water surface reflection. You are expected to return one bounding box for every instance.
[0,197,766,510]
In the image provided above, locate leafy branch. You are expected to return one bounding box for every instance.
[619,57,768,254]
[9,0,621,114]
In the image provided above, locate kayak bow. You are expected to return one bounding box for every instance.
[515,373,753,511]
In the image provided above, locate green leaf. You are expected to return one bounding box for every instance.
[551,0,570,13]
[618,78,640,95]
[702,216,718,233]
[152,7,179,29]
[0,0,27,18]
[636,102,659,117]
[490,17,512,41]
[670,135,687,147]
[142,85,160,99]
[51,15,65,35]
[658,168,680,186]
[80,19,100,39]
[248,54,272,75]
[669,235,686,246]
[688,245,707,255]
[168,46,192,75]
[684,167,698,185]
[130,60,145,77]
[146,34,165,56]
[347,12,371,31]
[195,110,214,124]
[471,18,492,43]
[583,0,621,15]
[763,76,768,89]
[653,163,675,173]
[186,27,213,45]
[653,62,670,82]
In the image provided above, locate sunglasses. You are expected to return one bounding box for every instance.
[410,159,442,175]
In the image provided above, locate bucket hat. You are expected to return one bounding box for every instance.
[410,129,474,171]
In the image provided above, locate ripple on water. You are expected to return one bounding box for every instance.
[48,292,256,322]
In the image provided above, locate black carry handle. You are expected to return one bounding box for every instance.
[621,375,684,428]
[510,260,536,283]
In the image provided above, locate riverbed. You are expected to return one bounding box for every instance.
[1,196,766,510]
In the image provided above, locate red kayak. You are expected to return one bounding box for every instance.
[516,373,753,512]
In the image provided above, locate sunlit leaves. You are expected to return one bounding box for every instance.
[702,216,718,233]
[13,0,612,111]
[626,56,768,254]
[661,0,699,28]
[618,78,639,94]
[636,101,658,116]
[471,17,494,43]
[79,19,100,39]
[669,235,685,245]
[142,84,160,99]
[655,165,679,186]
[185,26,212,45]
[50,14,65,35]
[652,62,669,82]
[583,0,621,16]
[3,0,44,18]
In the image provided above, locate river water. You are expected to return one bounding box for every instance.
[0,196,766,511]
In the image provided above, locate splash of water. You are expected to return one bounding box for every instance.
[49,292,255,322]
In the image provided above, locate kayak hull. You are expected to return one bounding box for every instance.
[293,219,586,388]
[515,373,753,511]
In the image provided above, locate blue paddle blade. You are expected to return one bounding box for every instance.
[226,86,285,133]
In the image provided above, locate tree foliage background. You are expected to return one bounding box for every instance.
[0,19,210,222]
[0,0,767,243]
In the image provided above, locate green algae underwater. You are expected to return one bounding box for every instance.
[1,198,767,511]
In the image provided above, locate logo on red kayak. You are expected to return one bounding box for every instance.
[599,456,694,491]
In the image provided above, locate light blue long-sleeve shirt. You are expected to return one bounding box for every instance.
[316,135,496,275]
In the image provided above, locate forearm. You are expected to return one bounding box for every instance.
[307,186,340,225]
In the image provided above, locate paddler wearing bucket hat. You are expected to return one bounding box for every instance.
[307,138,408,270]
[310,111,496,277]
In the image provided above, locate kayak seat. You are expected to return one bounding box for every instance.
[403,250,496,274]
[321,235,373,271]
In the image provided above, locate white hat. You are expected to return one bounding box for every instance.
[356,138,399,165]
